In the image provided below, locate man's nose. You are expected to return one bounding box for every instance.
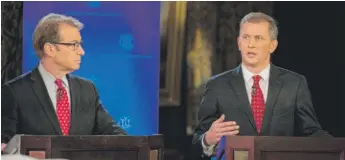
[78,46,85,56]
[247,39,256,48]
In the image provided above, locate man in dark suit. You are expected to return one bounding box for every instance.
[1,13,126,147]
[192,12,330,159]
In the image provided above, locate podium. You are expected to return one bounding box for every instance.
[222,136,345,160]
[3,135,164,160]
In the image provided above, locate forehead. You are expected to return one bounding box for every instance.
[57,23,81,41]
[240,21,270,36]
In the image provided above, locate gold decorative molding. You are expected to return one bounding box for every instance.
[159,1,187,106]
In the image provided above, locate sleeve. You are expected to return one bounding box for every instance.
[90,83,127,135]
[1,84,19,143]
[295,76,331,137]
[191,82,220,159]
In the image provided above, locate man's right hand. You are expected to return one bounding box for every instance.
[204,114,240,146]
[1,143,6,151]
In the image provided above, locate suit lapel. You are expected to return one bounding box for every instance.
[228,66,257,131]
[261,65,283,135]
[30,68,62,134]
[67,75,80,134]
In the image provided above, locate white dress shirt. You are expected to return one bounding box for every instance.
[201,64,271,156]
[38,62,70,111]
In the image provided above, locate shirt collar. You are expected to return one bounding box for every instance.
[38,62,69,88]
[241,63,270,82]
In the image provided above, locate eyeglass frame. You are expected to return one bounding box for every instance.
[47,41,83,51]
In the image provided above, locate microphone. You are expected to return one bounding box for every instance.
[251,85,256,95]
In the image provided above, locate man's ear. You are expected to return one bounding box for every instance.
[237,36,241,51]
[43,43,55,57]
[269,39,278,54]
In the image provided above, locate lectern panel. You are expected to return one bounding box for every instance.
[224,136,345,160]
[57,150,138,160]
[233,150,249,160]
[261,151,341,160]
[3,135,163,160]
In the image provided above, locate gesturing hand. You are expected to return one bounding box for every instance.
[204,114,240,146]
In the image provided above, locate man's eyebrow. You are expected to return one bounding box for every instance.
[65,40,83,43]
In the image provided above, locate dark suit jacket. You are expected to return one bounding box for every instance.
[192,64,330,159]
[1,67,127,143]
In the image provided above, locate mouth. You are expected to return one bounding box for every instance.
[247,52,257,58]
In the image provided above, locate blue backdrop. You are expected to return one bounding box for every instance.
[23,2,160,135]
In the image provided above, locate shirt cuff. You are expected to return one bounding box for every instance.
[201,133,216,156]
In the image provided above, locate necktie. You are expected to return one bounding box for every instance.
[55,79,70,136]
[251,75,265,133]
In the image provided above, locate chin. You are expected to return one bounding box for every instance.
[68,65,80,72]
[243,59,259,67]
[73,66,80,70]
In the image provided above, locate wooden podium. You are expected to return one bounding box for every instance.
[221,136,345,160]
[3,134,164,160]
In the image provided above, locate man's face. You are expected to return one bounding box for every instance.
[237,21,278,68]
[46,23,85,72]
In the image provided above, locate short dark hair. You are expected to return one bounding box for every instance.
[240,12,278,40]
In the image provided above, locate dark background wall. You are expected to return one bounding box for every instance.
[2,2,345,160]
[272,2,345,137]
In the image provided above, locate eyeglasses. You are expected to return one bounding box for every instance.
[49,41,82,51]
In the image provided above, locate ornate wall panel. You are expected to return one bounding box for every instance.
[160,1,187,106]
[185,1,218,135]
[1,1,23,84]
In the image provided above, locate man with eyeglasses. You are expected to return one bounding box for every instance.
[1,13,127,149]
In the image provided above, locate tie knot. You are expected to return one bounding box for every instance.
[253,75,261,83]
[55,79,64,88]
